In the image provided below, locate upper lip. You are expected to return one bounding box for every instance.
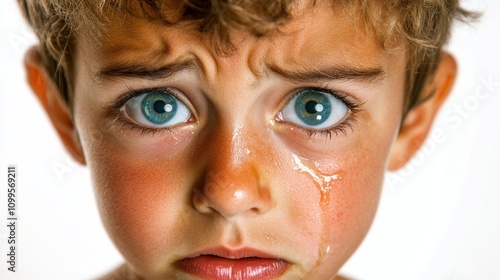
[181,246,285,260]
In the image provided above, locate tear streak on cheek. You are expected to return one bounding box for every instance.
[289,154,343,269]
[288,138,388,275]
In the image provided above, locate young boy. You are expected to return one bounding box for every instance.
[17,0,472,279]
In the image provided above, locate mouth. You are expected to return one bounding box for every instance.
[175,247,289,280]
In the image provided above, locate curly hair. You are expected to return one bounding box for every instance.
[17,0,475,114]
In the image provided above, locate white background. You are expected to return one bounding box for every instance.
[0,0,499,279]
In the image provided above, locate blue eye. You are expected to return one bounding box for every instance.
[280,89,348,129]
[124,89,191,128]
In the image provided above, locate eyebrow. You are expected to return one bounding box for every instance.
[268,64,385,84]
[95,59,385,85]
[95,60,198,81]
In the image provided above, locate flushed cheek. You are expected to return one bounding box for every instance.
[279,141,389,277]
[329,158,384,243]
[74,105,200,267]
[322,145,388,269]
[87,145,193,272]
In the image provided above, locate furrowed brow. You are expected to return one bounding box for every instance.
[95,60,198,81]
[268,64,385,84]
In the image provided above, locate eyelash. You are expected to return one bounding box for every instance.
[105,86,364,138]
[282,87,364,139]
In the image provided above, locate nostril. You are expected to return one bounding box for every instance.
[192,188,211,214]
[249,207,260,214]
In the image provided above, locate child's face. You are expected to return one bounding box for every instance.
[70,2,407,279]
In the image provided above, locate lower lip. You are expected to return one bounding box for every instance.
[176,256,288,280]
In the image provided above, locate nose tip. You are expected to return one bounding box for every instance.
[192,167,271,219]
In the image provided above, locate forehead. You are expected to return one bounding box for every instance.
[78,0,400,84]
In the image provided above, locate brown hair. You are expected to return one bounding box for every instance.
[17,0,474,114]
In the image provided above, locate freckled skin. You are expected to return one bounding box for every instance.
[71,1,406,279]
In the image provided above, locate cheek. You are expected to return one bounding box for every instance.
[284,123,396,276]
[324,130,395,270]
[90,151,189,267]
[75,110,199,270]
[261,125,392,275]
[330,154,385,249]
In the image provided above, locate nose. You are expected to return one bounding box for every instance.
[192,125,272,219]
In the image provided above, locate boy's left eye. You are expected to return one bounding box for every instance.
[123,88,191,128]
[278,88,349,130]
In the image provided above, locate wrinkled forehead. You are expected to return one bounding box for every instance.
[77,0,395,74]
[80,0,382,51]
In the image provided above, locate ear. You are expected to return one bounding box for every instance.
[24,46,86,165]
[388,52,457,170]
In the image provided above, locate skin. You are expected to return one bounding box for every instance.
[24,0,457,279]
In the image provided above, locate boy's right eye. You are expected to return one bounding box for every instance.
[122,88,192,128]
